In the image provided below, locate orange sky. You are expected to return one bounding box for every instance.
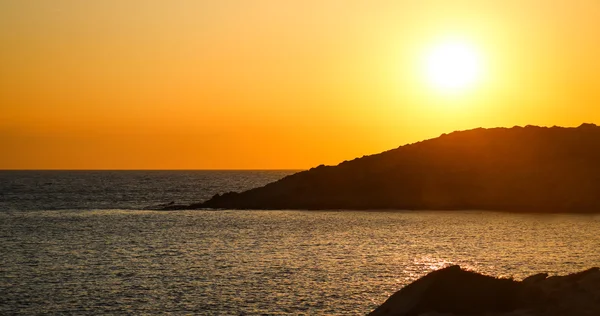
[1,1,600,169]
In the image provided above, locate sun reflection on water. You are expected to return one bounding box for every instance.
[1,210,599,314]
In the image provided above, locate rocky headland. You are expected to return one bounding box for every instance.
[164,124,600,212]
[369,265,600,316]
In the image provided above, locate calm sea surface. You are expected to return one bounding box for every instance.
[1,171,600,315]
[0,170,295,211]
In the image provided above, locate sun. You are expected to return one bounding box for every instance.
[424,39,482,93]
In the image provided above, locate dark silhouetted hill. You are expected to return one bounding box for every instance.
[166,124,600,212]
[369,265,600,316]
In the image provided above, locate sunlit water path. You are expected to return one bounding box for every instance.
[2,210,599,315]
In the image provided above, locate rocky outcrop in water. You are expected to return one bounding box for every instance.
[369,265,600,316]
[164,124,600,212]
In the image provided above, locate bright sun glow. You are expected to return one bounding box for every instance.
[424,40,482,93]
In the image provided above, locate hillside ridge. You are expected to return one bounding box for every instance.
[164,123,600,212]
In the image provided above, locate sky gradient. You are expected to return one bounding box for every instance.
[2,1,600,169]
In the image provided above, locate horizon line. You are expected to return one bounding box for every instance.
[0,169,305,171]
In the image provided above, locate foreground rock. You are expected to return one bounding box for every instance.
[369,265,600,316]
[164,124,600,212]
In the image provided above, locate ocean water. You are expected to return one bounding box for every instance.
[1,171,600,315]
[0,170,294,211]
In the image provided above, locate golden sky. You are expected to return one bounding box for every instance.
[1,1,600,169]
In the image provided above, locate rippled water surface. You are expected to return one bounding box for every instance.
[2,210,599,315]
[0,170,294,210]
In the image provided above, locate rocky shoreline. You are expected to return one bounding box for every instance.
[369,265,600,316]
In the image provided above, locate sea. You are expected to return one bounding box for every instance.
[1,170,600,315]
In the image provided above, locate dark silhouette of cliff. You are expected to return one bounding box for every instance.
[166,123,600,212]
[369,265,600,316]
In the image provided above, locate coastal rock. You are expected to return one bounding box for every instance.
[369,266,600,316]
[522,273,548,284]
[166,124,600,211]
